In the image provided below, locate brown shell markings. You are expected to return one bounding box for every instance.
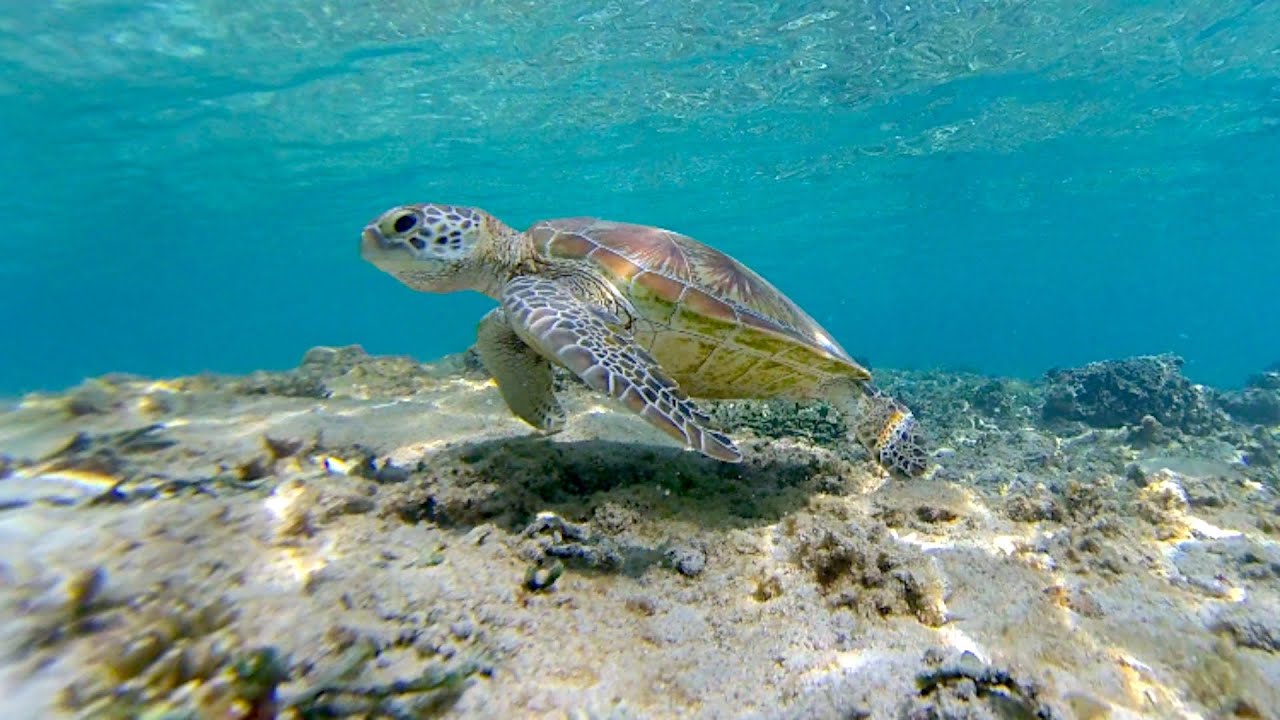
[525,218,869,399]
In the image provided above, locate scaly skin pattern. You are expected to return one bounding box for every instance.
[361,203,929,476]
[502,275,741,462]
[858,384,928,477]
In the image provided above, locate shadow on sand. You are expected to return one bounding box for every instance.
[383,433,860,533]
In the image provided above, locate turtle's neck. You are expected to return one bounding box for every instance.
[474,228,542,299]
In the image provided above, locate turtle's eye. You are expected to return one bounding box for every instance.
[392,213,418,234]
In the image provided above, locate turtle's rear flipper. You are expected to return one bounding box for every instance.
[475,307,566,433]
[501,275,742,463]
[854,384,929,477]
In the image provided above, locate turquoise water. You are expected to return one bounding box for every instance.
[2,1,1277,394]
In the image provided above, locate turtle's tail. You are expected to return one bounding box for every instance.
[852,383,929,477]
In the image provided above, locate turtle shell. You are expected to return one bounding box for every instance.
[526,218,871,399]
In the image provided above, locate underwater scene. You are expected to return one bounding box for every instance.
[2,1,1280,718]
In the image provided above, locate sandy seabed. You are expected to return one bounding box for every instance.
[1,346,1278,719]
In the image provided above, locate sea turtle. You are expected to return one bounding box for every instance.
[360,204,928,476]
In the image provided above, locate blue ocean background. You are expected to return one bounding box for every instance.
[2,1,1277,396]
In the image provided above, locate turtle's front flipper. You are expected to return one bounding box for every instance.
[501,275,742,463]
[476,307,566,433]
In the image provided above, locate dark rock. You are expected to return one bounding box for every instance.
[299,344,371,372]
[1238,426,1280,471]
[370,459,411,484]
[234,370,330,399]
[1042,355,1227,434]
[521,512,623,571]
[262,435,306,461]
[523,560,563,592]
[1248,369,1280,390]
[65,382,118,416]
[665,545,707,577]
[905,649,1063,719]
[971,379,1015,416]
[1127,415,1168,447]
[1125,463,1147,486]
[1220,387,1280,425]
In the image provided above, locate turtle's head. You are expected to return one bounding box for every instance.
[361,203,516,295]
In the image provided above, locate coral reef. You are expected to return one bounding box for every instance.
[1220,369,1280,426]
[1041,354,1228,434]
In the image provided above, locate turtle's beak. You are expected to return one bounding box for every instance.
[360,225,385,258]
[361,224,410,268]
